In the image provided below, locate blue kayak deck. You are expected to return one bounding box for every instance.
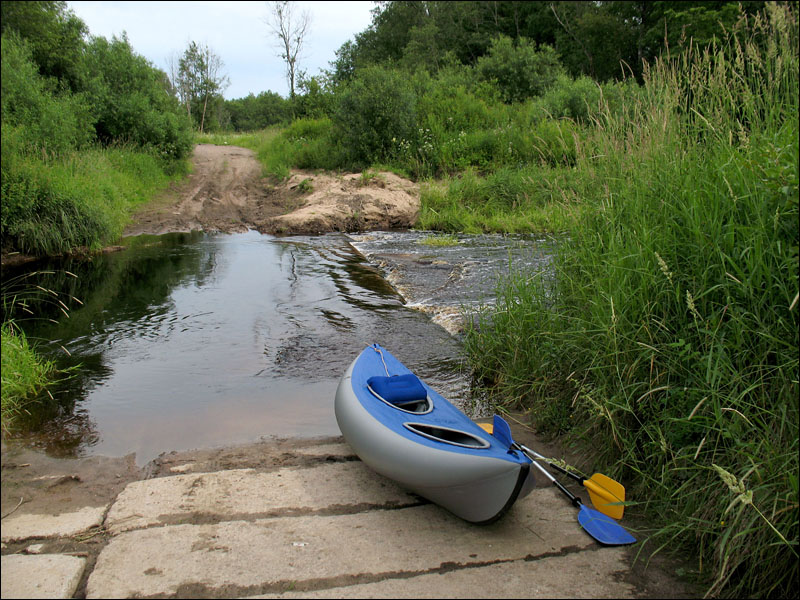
[350,344,530,465]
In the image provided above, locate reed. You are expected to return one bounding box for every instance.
[465,5,799,597]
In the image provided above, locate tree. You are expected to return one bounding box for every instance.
[82,34,193,158]
[333,66,417,166]
[170,41,229,133]
[266,1,311,100]
[0,1,88,91]
[225,91,289,131]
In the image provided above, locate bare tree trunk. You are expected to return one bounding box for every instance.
[550,2,595,78]
[266,1,311,101]
[200,94,208,133]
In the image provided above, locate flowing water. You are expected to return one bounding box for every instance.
[3,230,553,465]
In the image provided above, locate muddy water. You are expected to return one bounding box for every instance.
[4,230,553,465]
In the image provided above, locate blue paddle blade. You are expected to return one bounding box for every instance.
[577,505,636,546]
[492,415,514,449]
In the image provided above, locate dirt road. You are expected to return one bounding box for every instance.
[124,144,420,237]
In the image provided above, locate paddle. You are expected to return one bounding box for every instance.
[477,421,627,519]
[521,446,626,520]
[491,416,636,546]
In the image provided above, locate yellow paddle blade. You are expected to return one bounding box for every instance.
[584,475,626,520]
[477,422,494,433]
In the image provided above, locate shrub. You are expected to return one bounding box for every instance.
[333,66,417,166]
[226,91,290,132]
[534,75,602,123]
[82,34,193,160]
[475,35,564,104]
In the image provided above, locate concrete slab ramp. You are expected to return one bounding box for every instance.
[87,456,637,598]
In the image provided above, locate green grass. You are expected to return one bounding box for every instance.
[416,168,580,234]
[196,124,337,180]
[2,128,189,256]
[418,233,459,247]
[463,6,799,597]
[0,270,82,431]
[1,321,55,431]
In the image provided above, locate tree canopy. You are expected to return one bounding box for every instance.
[329,1,769,84]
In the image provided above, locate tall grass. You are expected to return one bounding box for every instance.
[0,270,81,431]
[1,321,55,431]
[1,126,188,256]
[465,5,798,597]
[416,166,582,234]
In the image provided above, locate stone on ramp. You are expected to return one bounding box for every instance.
[1,506,106,542]
[246,550,637,598]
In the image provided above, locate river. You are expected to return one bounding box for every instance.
[3,230,553,465]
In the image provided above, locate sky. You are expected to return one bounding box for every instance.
[66,1,376,99]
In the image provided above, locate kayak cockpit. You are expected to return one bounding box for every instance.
[403,423,491,449]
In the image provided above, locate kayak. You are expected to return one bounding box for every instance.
[335,343,536,524]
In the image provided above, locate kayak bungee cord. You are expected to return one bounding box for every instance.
[372,344,391,376]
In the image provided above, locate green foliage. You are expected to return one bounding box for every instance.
[257,57,602,179]
[172,40,230,133]
[332,66,417,167]
[293,75,335,120]
[527,119,578,166]
[296,178,313,193]
[330,1,770,87]
[1,1,194,256]
[280,117,341,171]
[418,233,459,247]
[2,3,193,161]
[82,34,193,160]
[1,321,55,431]
[1,125,184,255]
[475,35,564,103]
[416,167,578,234]
[225,91,289,132]
[1,32,94,155]
[532,74,602,123]
[0,0,88,91]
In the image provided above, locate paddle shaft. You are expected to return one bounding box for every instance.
[520,444,585,484]
[513,443,581,508]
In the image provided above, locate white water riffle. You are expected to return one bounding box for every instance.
[347,231,556,335]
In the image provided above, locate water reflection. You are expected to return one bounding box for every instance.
[4,231,476,464]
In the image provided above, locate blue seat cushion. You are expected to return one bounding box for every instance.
[367,374,427,405]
